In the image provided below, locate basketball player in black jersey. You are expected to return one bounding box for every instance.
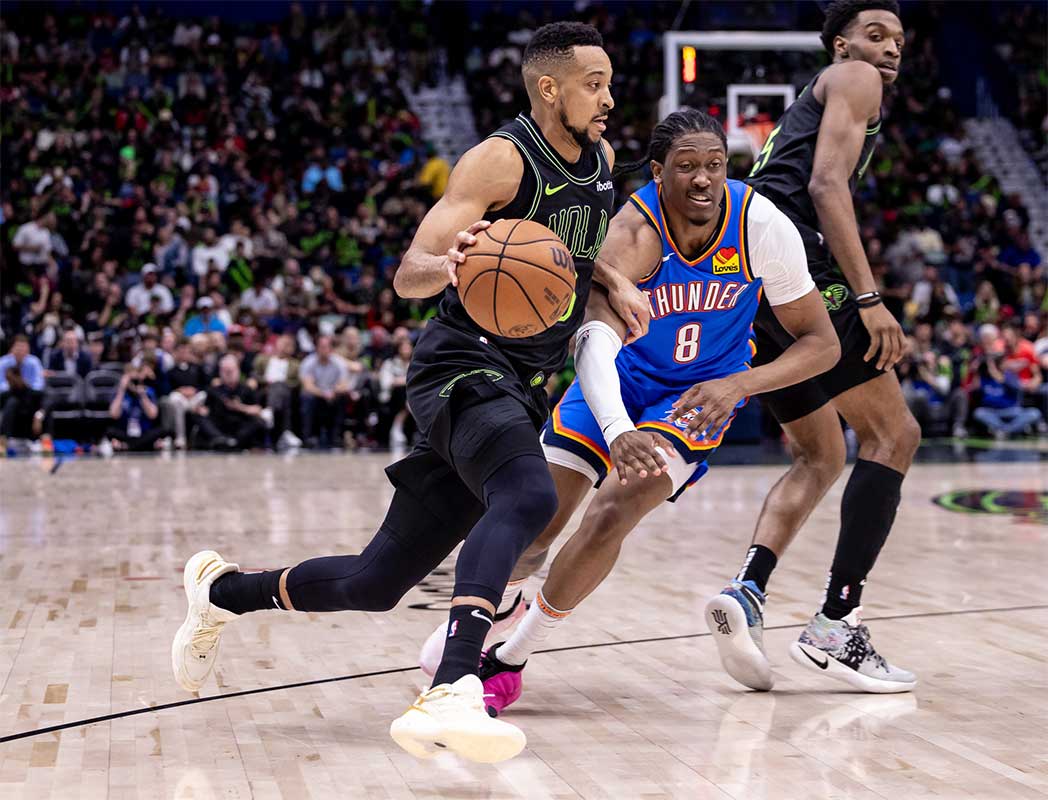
[170,22,650,763]
[705,0,920,693]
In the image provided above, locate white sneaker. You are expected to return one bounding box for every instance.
[389,674,526,763]
[278,430,302,450]
[705,580,773,691]
[171,550,240,692]
[418,594,527,677]
[789,607,917,693]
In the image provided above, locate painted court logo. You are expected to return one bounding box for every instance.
[933,490,1048,524]
[822,284,848,312]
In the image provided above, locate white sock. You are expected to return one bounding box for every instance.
[497,589,570,666]
[496,579,526,617]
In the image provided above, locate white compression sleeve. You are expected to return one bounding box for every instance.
[574,320,635,446]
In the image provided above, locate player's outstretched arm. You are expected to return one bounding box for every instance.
[810,60,906,370]
[394,138,523,299]
[576,203,670,484]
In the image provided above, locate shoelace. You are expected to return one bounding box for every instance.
[189,618,226,657]
[854,624,889,670]
[413,684,487,714]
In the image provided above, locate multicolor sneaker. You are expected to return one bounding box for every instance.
[479,643,525,717]
[704,580,773,691]
[418,593,527,678]
[788,608,917,693]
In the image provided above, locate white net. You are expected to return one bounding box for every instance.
[661,32,826,163]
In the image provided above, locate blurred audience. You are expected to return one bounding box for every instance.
[299,335,349,448]
[194,354,266,451]
[0,2,1044,454]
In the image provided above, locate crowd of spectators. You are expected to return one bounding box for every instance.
[0,2,445,453]
[1,2,1045,456]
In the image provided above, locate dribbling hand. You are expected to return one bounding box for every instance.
[445,220,492,288]
[609,430,673,485]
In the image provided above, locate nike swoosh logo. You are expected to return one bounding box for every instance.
[799,646,828,670]
[662,254,672,262]
[544,182,568,196]
[471,609,494,626]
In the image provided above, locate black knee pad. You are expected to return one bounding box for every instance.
[510,462,559,540]
[483,452,559,554]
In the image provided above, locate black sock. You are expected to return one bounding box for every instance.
[821,459,904,619]
[431,604,493,687]
[735,544,777,594]
[209,569,287,615]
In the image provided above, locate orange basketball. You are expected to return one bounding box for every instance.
[457,219,576,339]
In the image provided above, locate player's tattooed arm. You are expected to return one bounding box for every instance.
[394,138,522,299]
[811,61,906,370]
[591,202,660,344]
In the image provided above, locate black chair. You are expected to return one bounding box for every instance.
[97,362,126,375]
[43,374,85,439]
[83,370,122,438]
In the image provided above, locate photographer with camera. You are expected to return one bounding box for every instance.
[898,322,969,438]
[970,329,1042,440]
[106,363,172,451]
[0,335,46,453]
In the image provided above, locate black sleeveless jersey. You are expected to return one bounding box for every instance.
[435,113,615,377]
[746,68,881,232]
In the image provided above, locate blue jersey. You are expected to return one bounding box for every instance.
[616,179,761,389]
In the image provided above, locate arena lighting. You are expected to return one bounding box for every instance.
[682,46,697,84]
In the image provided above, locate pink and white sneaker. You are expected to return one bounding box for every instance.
[419,593,527,677]
[479,643,525,717]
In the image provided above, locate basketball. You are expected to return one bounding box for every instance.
[457,219,576,338]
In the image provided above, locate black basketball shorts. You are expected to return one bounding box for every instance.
[753,224,886,425]
[382,320,550,547]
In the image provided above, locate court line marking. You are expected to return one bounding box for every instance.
[3,602,1045,744]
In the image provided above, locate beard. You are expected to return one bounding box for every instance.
[558,105,598,153]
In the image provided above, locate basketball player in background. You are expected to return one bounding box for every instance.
[442,109,840,715]
[170,22,650,763]
[707,0,919,693]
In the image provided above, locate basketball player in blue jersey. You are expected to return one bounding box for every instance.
[169,22,652,764]
[707,0,920,694]
[467,109,840,715]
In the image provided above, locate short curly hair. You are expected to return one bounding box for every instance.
[522,22,604,71]
[821,0,901,54]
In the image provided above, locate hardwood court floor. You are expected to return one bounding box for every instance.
[1,452,1045,799]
